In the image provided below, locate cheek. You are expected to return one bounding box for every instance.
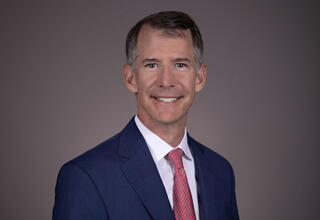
[137,77,157,94]
[180,76,197,93]
[136,81,153,101]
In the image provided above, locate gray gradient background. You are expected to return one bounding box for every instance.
[1,0,319,219]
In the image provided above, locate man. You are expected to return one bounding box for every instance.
[53,11,239,220]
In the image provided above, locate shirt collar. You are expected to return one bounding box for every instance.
[134,115,193,162]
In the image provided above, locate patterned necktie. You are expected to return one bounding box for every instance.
[166,148,196,220]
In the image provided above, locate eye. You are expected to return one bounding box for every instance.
[176,63,187,68]
[146,63,157,68]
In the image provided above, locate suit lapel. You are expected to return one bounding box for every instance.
[118,118,175,220]
[188,135,218,220]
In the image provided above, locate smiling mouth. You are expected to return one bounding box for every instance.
[151,96,182,103]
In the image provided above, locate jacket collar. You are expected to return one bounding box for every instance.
[118,117,218,220]
[188,134,218,220]
[118,117,175,220]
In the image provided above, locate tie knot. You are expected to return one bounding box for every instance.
[166,148,184,169]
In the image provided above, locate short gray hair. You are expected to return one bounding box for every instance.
[125,11,204,70]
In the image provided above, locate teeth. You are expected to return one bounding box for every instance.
[156,97,177,102]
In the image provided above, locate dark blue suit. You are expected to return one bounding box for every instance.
[53,118,239,219]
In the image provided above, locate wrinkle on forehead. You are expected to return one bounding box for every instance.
[136,25,196,69]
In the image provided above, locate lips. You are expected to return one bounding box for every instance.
[151,96,183,103]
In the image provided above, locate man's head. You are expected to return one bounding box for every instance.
[125,11,204,70]
[124,11,206,130]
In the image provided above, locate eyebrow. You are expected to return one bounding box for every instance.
[173,58,191,63]
[142,58,192,64]
[142,58,161,64]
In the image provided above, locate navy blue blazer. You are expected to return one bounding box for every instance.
[53,118,239,219]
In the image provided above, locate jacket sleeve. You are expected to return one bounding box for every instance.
[228,164,240,220]
[53,162,109,220]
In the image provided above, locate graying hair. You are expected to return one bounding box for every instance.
[126,11,204,71]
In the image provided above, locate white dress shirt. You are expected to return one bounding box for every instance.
[134,116,199,220]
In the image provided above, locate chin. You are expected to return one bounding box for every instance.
[153,112,186,125]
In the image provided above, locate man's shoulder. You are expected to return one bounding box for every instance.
[59,117,139,175]
[61,131,122,174]
[77,132,121,162]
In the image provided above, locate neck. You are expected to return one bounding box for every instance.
[137,115,186,147]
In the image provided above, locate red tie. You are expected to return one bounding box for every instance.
[166,148,196,220]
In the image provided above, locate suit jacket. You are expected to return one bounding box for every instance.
[53,118,239,220]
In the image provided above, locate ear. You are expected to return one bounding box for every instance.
[195,63,207,92]
[124,64,138,93]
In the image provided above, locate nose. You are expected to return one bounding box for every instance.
[158,66,176,88]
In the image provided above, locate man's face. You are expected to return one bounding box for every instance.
[124,25,206,128]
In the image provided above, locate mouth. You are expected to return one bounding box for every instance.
[151,96,183,103]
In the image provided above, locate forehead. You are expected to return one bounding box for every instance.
[136,25,194,55]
